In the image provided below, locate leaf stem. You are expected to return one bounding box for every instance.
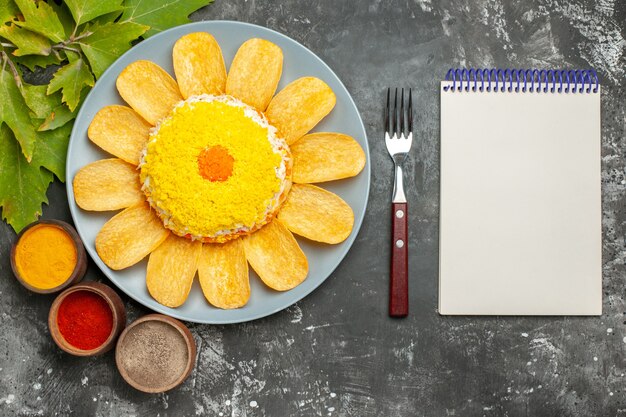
[52,44,81,54]
[1,42,16,48]
[70,31,93,43]
[1,51,22,87]
[70,24,78,41]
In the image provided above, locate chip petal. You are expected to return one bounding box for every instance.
[95,203,170,270]
[278,184,354,244]
[116,60,182,125]
[225,38,283,111]
[88,105,151,165]
[265,77,336,145]
[146,234,202,308]
[243,220,308,291]
[291,132,366,183]
[73,158,144,211]
[173,32,227,99]
[198,240,250,309]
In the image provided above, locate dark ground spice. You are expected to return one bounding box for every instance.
[117,320,189,390]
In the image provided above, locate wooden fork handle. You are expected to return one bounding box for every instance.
[390,202,408,317]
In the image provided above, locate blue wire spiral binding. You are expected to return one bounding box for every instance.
[539,70,548,93]
[530,69,540,92]
[443,68,599,93]
[504,69,513,92]
[468,68,477,91]
[545,70,553,92]
[496,69,506,92]
[480,69,489,91]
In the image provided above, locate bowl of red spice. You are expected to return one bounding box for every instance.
[48,282,126,356]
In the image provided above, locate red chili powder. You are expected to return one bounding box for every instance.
[57,290,113,350]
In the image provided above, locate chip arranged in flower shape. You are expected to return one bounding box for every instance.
[140,95,292,242]
[75,32,367,311]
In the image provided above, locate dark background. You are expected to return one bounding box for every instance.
[2,0,626,416]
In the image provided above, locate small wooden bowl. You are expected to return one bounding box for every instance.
[115,314,196,393]
[49,282,127,356]
[10,219,87,294]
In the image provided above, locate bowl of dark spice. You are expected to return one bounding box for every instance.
[11,220,87,294]
[115,314,196,393]
[49,282,126,356]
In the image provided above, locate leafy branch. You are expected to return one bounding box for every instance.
[0,0,213,233]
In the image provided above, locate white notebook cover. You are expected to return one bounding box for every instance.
[439,80,601,315]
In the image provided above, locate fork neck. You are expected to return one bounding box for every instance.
[392,163,407,203]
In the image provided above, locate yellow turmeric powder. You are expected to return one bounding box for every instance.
[14,224,77,290]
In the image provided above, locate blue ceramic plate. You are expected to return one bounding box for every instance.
[67,21,370,324]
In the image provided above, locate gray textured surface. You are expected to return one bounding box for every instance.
[1,0,625,416]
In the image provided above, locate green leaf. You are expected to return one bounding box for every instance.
[13,53,62,71]
[0,0,19,24]
[120,0,213,38]
[13,0,66,43]
[78,21,147,78]
[0,67,38,161]
[31,122,73,182]
[0,24,51,56]
[20,84,62,118]
[94,10,124,25]
[0,124,54,233]
[47,57,94,111]
[64,0,124,27]
[49,2,76,39]
[6,82,73,179]
[37,86,86,132]
[38,102,76,131]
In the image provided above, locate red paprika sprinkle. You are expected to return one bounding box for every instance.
[57,290,113,350]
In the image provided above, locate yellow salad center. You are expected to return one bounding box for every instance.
[140,96,289,240]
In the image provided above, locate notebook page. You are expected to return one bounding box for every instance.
[439,82,601,315]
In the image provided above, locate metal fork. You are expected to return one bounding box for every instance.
[384,88,413,317]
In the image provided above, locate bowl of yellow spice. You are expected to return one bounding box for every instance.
[11,220,87,294]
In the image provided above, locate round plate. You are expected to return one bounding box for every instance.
[67,21,370,324]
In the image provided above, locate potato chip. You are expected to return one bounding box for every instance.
[146,234,201,308]
[198,240,250,309]
[265,77,336,145]
[173,32,227,99]
[116,60,182,125]
[73,158,144,211]
[278,184,354,244]
[291,132,366,183]
[243,220,308,291]
[225,38,283,111]
[88,105,151,165]
[95,203,169,270]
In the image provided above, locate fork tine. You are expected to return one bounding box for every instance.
[408,88,413,134]
[385,88,390,134]
[400,88,405,137]
[393,88,398,136]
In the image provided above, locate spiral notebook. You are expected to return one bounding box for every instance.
[439,69,601,315]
